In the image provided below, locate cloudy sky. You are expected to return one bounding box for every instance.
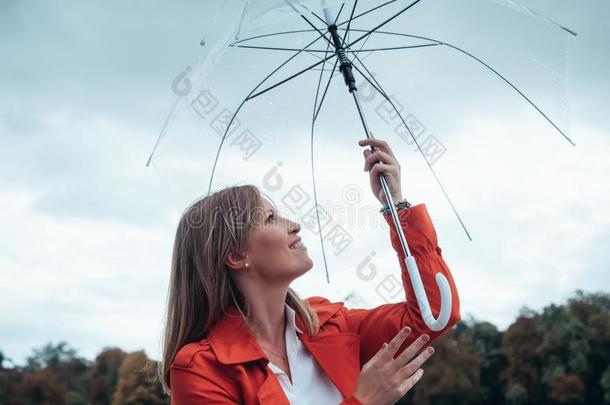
[1,0,608,365]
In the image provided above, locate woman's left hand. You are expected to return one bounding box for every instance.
[358,138,403,205]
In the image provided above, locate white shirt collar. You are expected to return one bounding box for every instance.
[285,302,303,334]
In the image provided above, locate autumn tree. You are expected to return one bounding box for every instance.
[86,347,127,405]
[397,326,481,405]
[111,351,168,405]
[458,318,508,404]
[21,342,89,405]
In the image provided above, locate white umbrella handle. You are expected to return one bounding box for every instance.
[404,255,452,331]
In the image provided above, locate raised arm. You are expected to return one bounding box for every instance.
[343,203,461,366]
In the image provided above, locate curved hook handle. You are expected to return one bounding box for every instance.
[404,255,452,331]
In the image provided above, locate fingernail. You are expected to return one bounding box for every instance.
[422,334,429,342]
[403,326,411,333]
[428,347,435,354]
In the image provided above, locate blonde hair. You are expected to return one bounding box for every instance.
[159,184,320,393]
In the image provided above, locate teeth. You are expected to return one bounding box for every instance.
[289,241,304,249]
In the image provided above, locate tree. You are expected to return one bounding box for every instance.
[568,290,610,404]
[396,327,480,405]
[22,342,89,405]
[549,373,585,403]
[457,318,508,404]
[600,366,610,403]
[111,351,168,405]
[87,347,127,405]
[501,313,544,404]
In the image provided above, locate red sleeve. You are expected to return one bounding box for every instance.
[169,344,240,404]
[340,395,365,405]
[342,203,461,366]
[170,366,239,404]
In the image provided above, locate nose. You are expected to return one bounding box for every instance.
[288,218,301,234]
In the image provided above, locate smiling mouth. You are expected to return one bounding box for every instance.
[288,240,306,250]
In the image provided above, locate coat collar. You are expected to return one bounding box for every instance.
[207,298,344,365]
[207,298,360,403]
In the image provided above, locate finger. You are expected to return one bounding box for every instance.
[371,162,398,177]
[363,150,398,172]
[380,326,412,362]
[395,333,430,367]
[400,346,435,378]
[367,342,389,365]
[358,138,394,156]
[398,368,424,394]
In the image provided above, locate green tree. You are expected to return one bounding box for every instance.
[457,317,508,404]
[600,365,610,403]
[568,290,610,404]
[397,327,480,405]
[501,308,544,404]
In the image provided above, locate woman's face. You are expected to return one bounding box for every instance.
[243,197,313,283]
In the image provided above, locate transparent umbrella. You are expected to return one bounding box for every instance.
[147,0,577,331]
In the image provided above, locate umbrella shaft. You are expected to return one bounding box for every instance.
[328,20,414,259]
[328,24,357,92]
[351,90,413,259]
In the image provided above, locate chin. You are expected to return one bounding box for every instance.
[295,259,314,277]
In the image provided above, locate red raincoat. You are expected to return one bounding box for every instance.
[170,203,461,404]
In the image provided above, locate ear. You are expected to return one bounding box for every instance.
[225,250,249,271]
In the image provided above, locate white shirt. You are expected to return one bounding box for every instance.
[267,303,344,404]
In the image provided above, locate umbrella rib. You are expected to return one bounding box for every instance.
[298,15,334,48]
[440,41,576,145]
[334,2,346,25]
[346,0,425,49]
[233,29,318,46]
[283,0,334,47]
[246,54,335,101]
[349,61,387,98]
[229,44,326,60]
[146,96,183,167]
[341,0,358,47]
[337,0,399,28]
[230,43,438,53]
[310,42,336,283]
[288,0,330,26]
[346,28,575,145]
[314,58,339,122]
[349,24,372,63]
[350,53,473,241]
[313,45,330,121]
[310,67,340,72]
[207,31,333,194]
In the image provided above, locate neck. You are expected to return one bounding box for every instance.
[245,288,289,348]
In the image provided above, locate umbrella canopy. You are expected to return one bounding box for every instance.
[147,0,577,329]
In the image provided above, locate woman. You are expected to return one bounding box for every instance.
[160,138,461,404]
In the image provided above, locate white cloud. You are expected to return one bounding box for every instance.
[0,187,175,364]
[1,0,609,366]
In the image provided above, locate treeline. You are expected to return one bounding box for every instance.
[0,345,165,405]
[0,290,608,405]
[397,289,610,405]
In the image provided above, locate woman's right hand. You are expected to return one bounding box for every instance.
[352,326,435,405]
